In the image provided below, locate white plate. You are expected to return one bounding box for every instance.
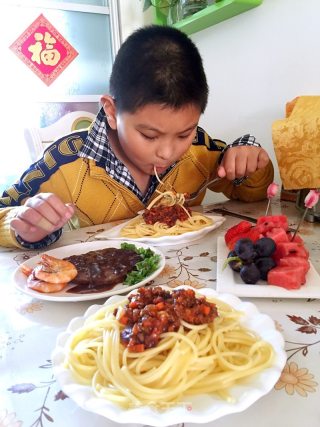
[94,213,225,246]
[52,286,286,427]
[12,240,165,302]
[217,236,320,298]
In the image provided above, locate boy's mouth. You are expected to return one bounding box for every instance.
[154,165,168,174]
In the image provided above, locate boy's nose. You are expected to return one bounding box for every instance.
[156,142,173,160]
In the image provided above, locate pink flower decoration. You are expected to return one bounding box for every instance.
[304,189,320,209]
[267,182,279,199]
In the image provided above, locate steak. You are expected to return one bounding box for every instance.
[64,247,142,293]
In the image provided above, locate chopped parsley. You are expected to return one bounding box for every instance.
[121,242,161,286]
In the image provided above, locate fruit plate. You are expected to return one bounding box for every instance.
[216,237,320,299]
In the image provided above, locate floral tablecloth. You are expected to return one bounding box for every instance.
[1,199,319,427]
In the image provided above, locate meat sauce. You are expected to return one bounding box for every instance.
[116,286,218,352]
[64,248,141,293]
[143,204,191,227]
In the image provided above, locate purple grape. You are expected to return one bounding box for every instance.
[227,251,242,272]
[254,238,276,257]
[240,263,261,284]
[254,257,276,280]
[234,238,255,262]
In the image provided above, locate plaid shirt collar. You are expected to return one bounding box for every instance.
[78,107,172,204]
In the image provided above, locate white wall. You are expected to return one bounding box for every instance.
[192,0,320,187]
[119,0,320,202]
[118,0,152,41]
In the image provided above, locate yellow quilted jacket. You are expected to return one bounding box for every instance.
[0,128,273,248]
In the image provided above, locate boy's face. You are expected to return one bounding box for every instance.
[112,102,201,176]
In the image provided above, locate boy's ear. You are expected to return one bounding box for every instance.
[101,95,117,129]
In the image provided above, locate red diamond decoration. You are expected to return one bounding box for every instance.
[9,14,78,86]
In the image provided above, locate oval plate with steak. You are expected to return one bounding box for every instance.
[12,241,165,302]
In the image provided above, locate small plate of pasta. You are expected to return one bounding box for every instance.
[96,182,226,245]
[52,285,286,426]
[95,212,225,246]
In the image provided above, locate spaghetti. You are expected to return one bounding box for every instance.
[64,287,274,408]
[120,167,213,239]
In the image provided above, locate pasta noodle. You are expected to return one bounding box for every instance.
[120,167,213,238]
[120,210,213,238]
[64,289,274,409]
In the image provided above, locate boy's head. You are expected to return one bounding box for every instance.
[109,25,208,114]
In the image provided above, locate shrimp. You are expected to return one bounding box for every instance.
[20,264,33,277]
[26,275,67,293]
[20,254,77,294]
[33,254,77,284]
[21,264,69,293]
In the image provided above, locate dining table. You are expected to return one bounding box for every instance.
[1,197,319,427]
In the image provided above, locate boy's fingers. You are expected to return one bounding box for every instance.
[257,150,270,168]
[221,146,270,180]
[15,205,56,230]
[234,155,248,178]
[10,217,37,235]
[38,194,72,216]
[10,194,74,243]
[36,217,57,232]
[216,165,226,178]
[65,202,75,211]
[24,197,73,226]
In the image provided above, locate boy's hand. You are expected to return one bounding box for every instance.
[10,193,75,243]
[217,146,270,181]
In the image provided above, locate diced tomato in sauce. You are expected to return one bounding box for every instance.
[116,287,218,352]
[143,205,191,227]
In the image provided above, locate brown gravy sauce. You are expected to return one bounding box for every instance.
[64,248,141,294]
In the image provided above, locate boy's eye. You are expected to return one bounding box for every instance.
[139,130,194,141]
[140,133,157,140]
[178,131,194,139]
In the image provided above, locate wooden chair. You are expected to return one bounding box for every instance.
[24,110,96,162]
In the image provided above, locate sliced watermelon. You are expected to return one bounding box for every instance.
[253,223,270,235]
[267,265,306,289]
[225,222,262,250]
[247,228,262,242]
[256,215,289,233]
[225,221,252,249]
[266,227,289,244]
[276,242,309,259]
[279,256,310,274]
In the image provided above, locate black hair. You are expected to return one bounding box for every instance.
[109,25,208,114]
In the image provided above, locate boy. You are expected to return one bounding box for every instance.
[0,25,273,249]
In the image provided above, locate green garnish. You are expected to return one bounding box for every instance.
[121,242,161,286]
[222,256,242,271]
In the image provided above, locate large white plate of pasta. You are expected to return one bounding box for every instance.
[95,213,225,246]
[52,285,286,426]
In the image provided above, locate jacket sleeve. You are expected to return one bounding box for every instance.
[0,207,24,248]
[0,133,83,248]
[0,158,49,248]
